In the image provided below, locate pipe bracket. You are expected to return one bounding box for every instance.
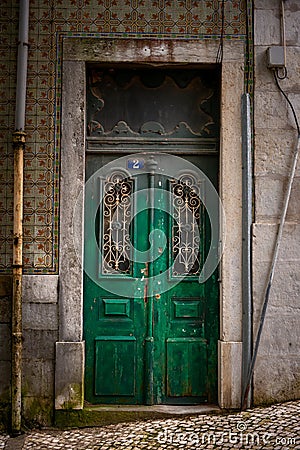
[13,130,26,148]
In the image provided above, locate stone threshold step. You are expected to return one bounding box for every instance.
[55,404,221,428]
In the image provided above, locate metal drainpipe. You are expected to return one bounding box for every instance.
[11,0,29,435]
[241,93,252,409]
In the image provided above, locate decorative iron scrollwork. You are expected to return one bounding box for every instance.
[87,68,218,138]
[102,171,133,275]
[171,174,202,276]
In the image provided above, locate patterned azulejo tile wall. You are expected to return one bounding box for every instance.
[0,0,247,274]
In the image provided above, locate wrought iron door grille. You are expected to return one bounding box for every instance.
[171,174,201,277]
[101,171,133,275]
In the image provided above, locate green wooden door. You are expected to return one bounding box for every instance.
[84,67,220,405]
[149,154,219,404]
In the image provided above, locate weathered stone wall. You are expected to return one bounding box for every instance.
[253,0,300,404]
[22,276,59,425]
[0,275,58,426]
[0,276,11,408]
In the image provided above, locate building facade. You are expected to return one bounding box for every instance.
[0,0,299,427]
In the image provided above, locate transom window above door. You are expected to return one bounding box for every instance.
[87,67,220,140]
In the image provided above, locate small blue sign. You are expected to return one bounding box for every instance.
[127,159,145,169]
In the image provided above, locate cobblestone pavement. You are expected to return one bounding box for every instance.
[1,400,300,449]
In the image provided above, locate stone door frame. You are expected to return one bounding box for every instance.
[55,37,244,410]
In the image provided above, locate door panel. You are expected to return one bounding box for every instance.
[84,160,148,404]
[149,155,218,404]
[95,336,136,396]
[166,338,207,397]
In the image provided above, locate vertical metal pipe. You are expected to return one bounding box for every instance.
[11,131,25,434]
[15,0,29,131]
[241,93,252,409]
[280,0,286,67]
[12,0,29,434]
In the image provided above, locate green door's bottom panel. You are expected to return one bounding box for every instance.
[95,336,136,396]
[166,338,208,397]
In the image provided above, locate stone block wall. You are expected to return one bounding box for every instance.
[0,276,58,428]
[0,277,11,407]
[253,0,300,404]
[22,276,58,426]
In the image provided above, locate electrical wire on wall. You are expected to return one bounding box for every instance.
[216,0,225,64]
[274,70,300,136]
[273,0,300,135]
